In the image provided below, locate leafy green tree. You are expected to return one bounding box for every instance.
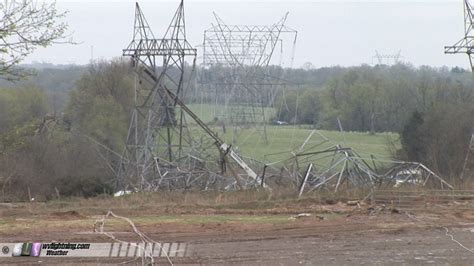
[298,89,322,125]
[400,111,426,162]
[67,59,133,152]
[316,64,474,133]
[275,89,321,125]
[400,104,474,181]
[81,95,127,152]
[0,86,48,135]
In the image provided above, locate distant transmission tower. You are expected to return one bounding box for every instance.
[372,50,403,65]
[445,0,474,71]
[200,13,297,144]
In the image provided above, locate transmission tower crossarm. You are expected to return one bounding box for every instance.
[444,37,474,53]
[123,39,197,56]
[445,0,474,70]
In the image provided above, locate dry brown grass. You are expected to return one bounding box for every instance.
[3,184,472,219]
[0,187,373,219]
[455,178,474,190]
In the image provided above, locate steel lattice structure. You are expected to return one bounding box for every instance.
[118,1,197,190]
[117,1,269,192]
[260,130,453,197]
[202,13,296,67]
[445,0,474,71]
[372,50,403,65]
[199,13,297,144]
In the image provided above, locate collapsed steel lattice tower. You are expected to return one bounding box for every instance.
[199,13,297,144]
[118,1,269,191]
[118,1,197,189]
[445,0,474,71]
[202,13,296,67]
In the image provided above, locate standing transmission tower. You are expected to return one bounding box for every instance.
[445,0,474,71]
[199,13,297,144]
[372,50,403,65]
[118,1,268,192]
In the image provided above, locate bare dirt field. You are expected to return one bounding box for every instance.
[0,193,473,265]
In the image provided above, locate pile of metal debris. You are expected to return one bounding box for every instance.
[270,130,453,195]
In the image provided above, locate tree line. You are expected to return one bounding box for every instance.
[275,64,473,132]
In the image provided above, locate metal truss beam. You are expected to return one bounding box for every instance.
[445,0,474,71]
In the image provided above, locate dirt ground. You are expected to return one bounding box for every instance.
[0,198,473,265]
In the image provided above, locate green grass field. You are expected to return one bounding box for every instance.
[184,104,399,164]
[230,127,398,161]
[187,103,275,124]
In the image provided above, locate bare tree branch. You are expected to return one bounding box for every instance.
[0,0,73,80]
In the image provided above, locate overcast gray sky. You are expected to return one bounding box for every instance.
[25,0,471,69]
